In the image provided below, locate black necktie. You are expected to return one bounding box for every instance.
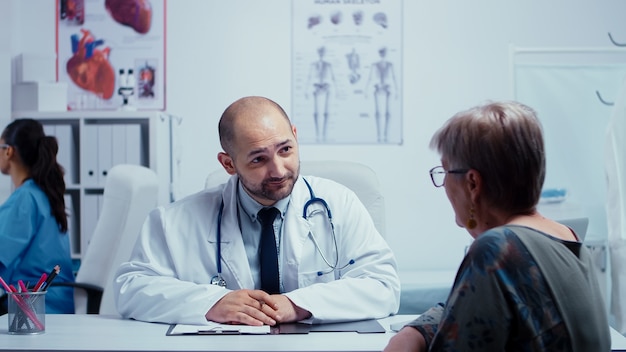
[258,207,280,294]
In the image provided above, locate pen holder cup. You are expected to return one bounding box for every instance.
[7,291,46,334]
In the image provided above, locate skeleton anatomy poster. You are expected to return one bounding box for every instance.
[56,0,165,111]
[292,0,403,144]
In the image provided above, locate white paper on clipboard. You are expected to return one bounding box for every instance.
[167,322,270,335]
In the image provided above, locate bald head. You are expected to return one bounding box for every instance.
[218,96,292,155]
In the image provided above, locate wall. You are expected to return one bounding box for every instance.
[0,0,15,202]
[6,0,626,274]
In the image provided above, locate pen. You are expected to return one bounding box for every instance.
[18,280,28,293]
[41,265,60,291]
[12,283,32,330]
[0,276,12,294]
[33,273,47,292]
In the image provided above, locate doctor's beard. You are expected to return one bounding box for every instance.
[239,167,300,204]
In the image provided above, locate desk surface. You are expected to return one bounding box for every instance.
[0,314,624,352]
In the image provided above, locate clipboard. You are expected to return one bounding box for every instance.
[273,319,386,334]
[166,319,385,335]
[166,323,270,335]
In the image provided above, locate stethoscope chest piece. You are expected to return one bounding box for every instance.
[210,275,226,288]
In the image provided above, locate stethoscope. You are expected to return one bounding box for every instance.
[210,178,354,287]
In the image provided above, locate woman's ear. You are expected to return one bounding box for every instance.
[217,152,237,175]
[6,145,17,161]
[465,169,482,203]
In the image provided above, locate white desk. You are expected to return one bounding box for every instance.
[0,314,624,352]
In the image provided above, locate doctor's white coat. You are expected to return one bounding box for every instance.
[113,175,400,325]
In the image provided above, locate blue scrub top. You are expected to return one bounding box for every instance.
[0,179,75,313]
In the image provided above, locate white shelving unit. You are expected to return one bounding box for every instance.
[11,110,175,261]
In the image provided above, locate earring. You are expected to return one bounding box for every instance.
[466,206,477,229]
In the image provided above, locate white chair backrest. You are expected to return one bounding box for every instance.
[205,160,386,236]
[74,164,159,314]
[557,217,589,241]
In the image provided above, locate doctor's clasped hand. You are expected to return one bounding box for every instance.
[205,288,310,326]
[113,96,400,326]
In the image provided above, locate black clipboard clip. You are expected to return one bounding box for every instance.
[197,327,242,335]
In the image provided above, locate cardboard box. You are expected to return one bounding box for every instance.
[12,82,68,112]
[16,53,56,83]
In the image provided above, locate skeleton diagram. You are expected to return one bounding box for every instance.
[365,47,398,143]
[305,46,336,142]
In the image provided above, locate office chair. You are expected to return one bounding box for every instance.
[56,164,159,314]
[204,160,386,236]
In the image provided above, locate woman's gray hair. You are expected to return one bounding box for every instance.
[429,101,546,213]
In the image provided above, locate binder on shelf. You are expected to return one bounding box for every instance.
[82,124,99,187]
[97,125,113,186]
[125,123,142,166]
[111,125,127,166]
[55,124,76,185]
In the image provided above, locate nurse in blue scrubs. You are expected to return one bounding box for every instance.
[0,119,75,314]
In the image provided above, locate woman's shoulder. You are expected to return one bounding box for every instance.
[467,227,528,265]
[6,179,32,197]
[6,180,48,208]
[472,226,520,247]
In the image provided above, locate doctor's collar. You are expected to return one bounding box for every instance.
[236,180,290,223]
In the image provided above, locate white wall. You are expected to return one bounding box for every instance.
[0,0,16,202]
[7,0,626,273]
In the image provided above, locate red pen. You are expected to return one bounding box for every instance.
[0,276,12,293]
[33,273,47,292]
[18,280,28,293]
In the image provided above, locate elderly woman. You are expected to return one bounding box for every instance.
[385,101,610,351]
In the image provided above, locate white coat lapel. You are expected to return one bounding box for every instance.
[218,176,254,289]
[281,177,315,292]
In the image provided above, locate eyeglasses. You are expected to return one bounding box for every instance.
[429,166,469,187]
[0,144,10,150]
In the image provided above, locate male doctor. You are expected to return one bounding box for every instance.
[113,96,400,326]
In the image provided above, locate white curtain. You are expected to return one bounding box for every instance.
[606,76,626,334]
[515,61,626,329]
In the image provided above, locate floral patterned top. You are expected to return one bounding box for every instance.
[405,226,610,351]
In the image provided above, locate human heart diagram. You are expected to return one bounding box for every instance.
[66,29,116,100]
[105,0,153,34]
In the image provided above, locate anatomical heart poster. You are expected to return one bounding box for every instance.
[291,0,403,145]
[56,0,166,111]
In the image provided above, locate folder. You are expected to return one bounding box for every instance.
[166,319,385,336]
[276,319,386,334]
